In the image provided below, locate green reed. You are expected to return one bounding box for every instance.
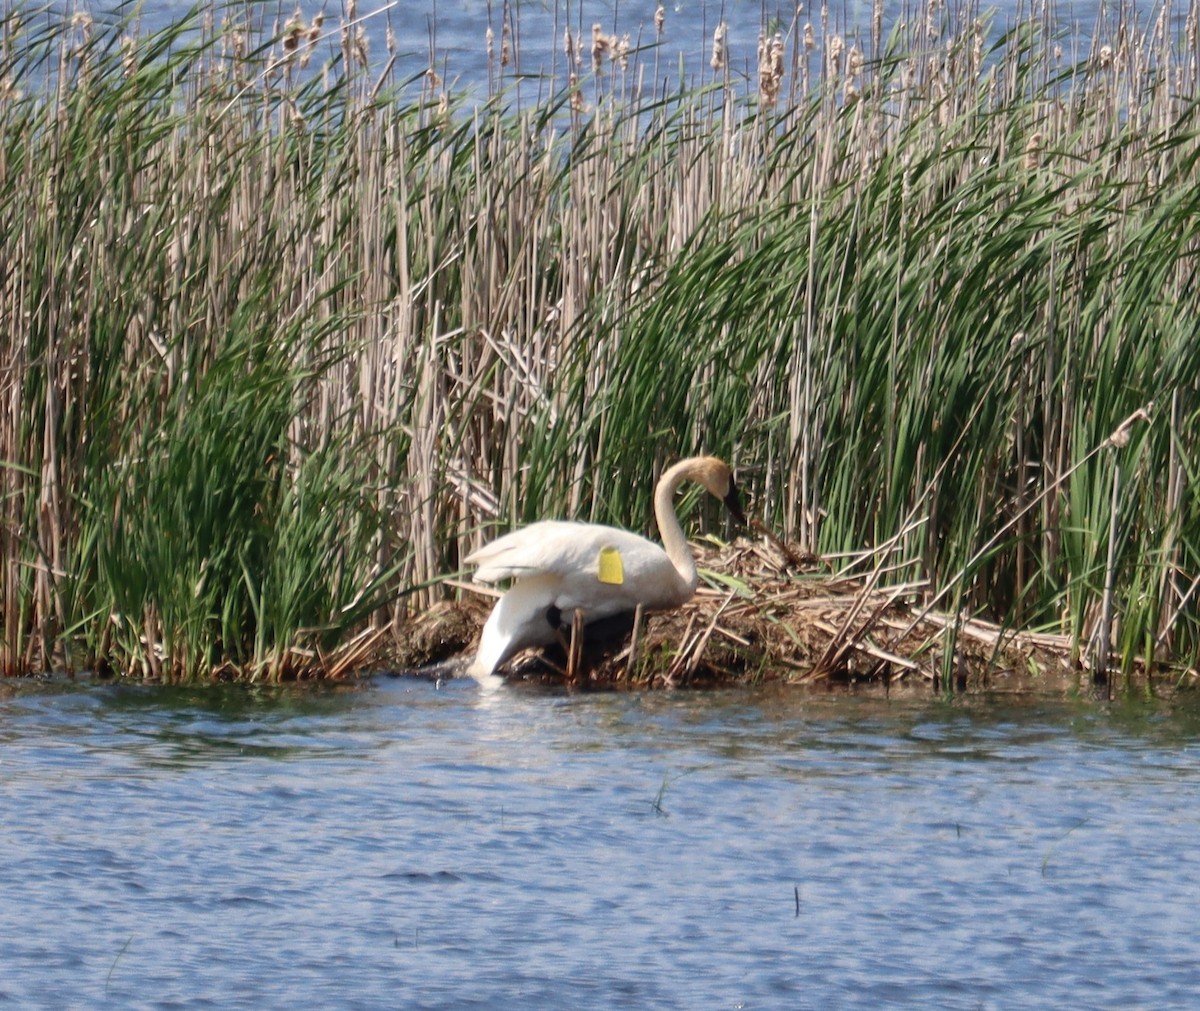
[2,1,1198,681]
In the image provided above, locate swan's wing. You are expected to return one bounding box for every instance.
[466,520,665,585]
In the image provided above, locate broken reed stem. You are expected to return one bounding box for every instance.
[1095,459,1121,690]
[665,613,698,687]
[624,603,644,683]
[682,592,736,683]
[750,516,812,570]
[567,608,585,685]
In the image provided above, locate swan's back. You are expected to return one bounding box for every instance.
[466,520,658,583]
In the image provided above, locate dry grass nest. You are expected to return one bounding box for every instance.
[394,536,1167,695]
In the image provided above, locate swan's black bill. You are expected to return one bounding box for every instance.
[725,482,747,526]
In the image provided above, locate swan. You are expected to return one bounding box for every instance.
[464,455,744,682]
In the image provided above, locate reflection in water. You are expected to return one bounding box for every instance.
[1,678,1199,1008]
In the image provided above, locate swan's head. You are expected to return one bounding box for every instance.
[690,456,746,526]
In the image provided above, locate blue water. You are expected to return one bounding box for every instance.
[2,676,1199,1008]
[80,0,1118,97]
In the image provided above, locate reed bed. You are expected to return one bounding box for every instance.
[2,1,1199,687]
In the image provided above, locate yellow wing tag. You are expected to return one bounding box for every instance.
[597,546,625,585]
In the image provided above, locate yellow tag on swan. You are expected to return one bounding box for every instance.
[597,547,625,585]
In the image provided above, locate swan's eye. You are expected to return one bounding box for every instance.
[545,605,563,629]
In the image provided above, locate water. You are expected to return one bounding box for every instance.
[88,0,1117,97]
[3,676,1200,1009]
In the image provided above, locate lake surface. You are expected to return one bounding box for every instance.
[3,675,1200,1008]
[87,0,1119,97]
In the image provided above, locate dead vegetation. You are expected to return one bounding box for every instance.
[394,536,1192,696]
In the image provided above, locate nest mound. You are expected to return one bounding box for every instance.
[396,538,1157,695]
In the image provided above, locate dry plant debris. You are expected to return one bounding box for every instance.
[397,537,1170,695]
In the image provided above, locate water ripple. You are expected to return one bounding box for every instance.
[2,679,1200,1008]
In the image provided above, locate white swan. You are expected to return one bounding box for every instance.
[464,455,744,682]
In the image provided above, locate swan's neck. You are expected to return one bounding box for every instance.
[654,459,701,599]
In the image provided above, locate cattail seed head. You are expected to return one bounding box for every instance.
[591,23,615,73]
[758,32,786,105]
[283,12,304,53]
[1023,131,1043,171]
[120,35,135,76]
[711,22,727,72]
[848,42,863,77]
[617,33,631,71]
[71,10,94,38]
[828,34,844,77]
[925,0,940,39]
[1106,407,1150,449]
